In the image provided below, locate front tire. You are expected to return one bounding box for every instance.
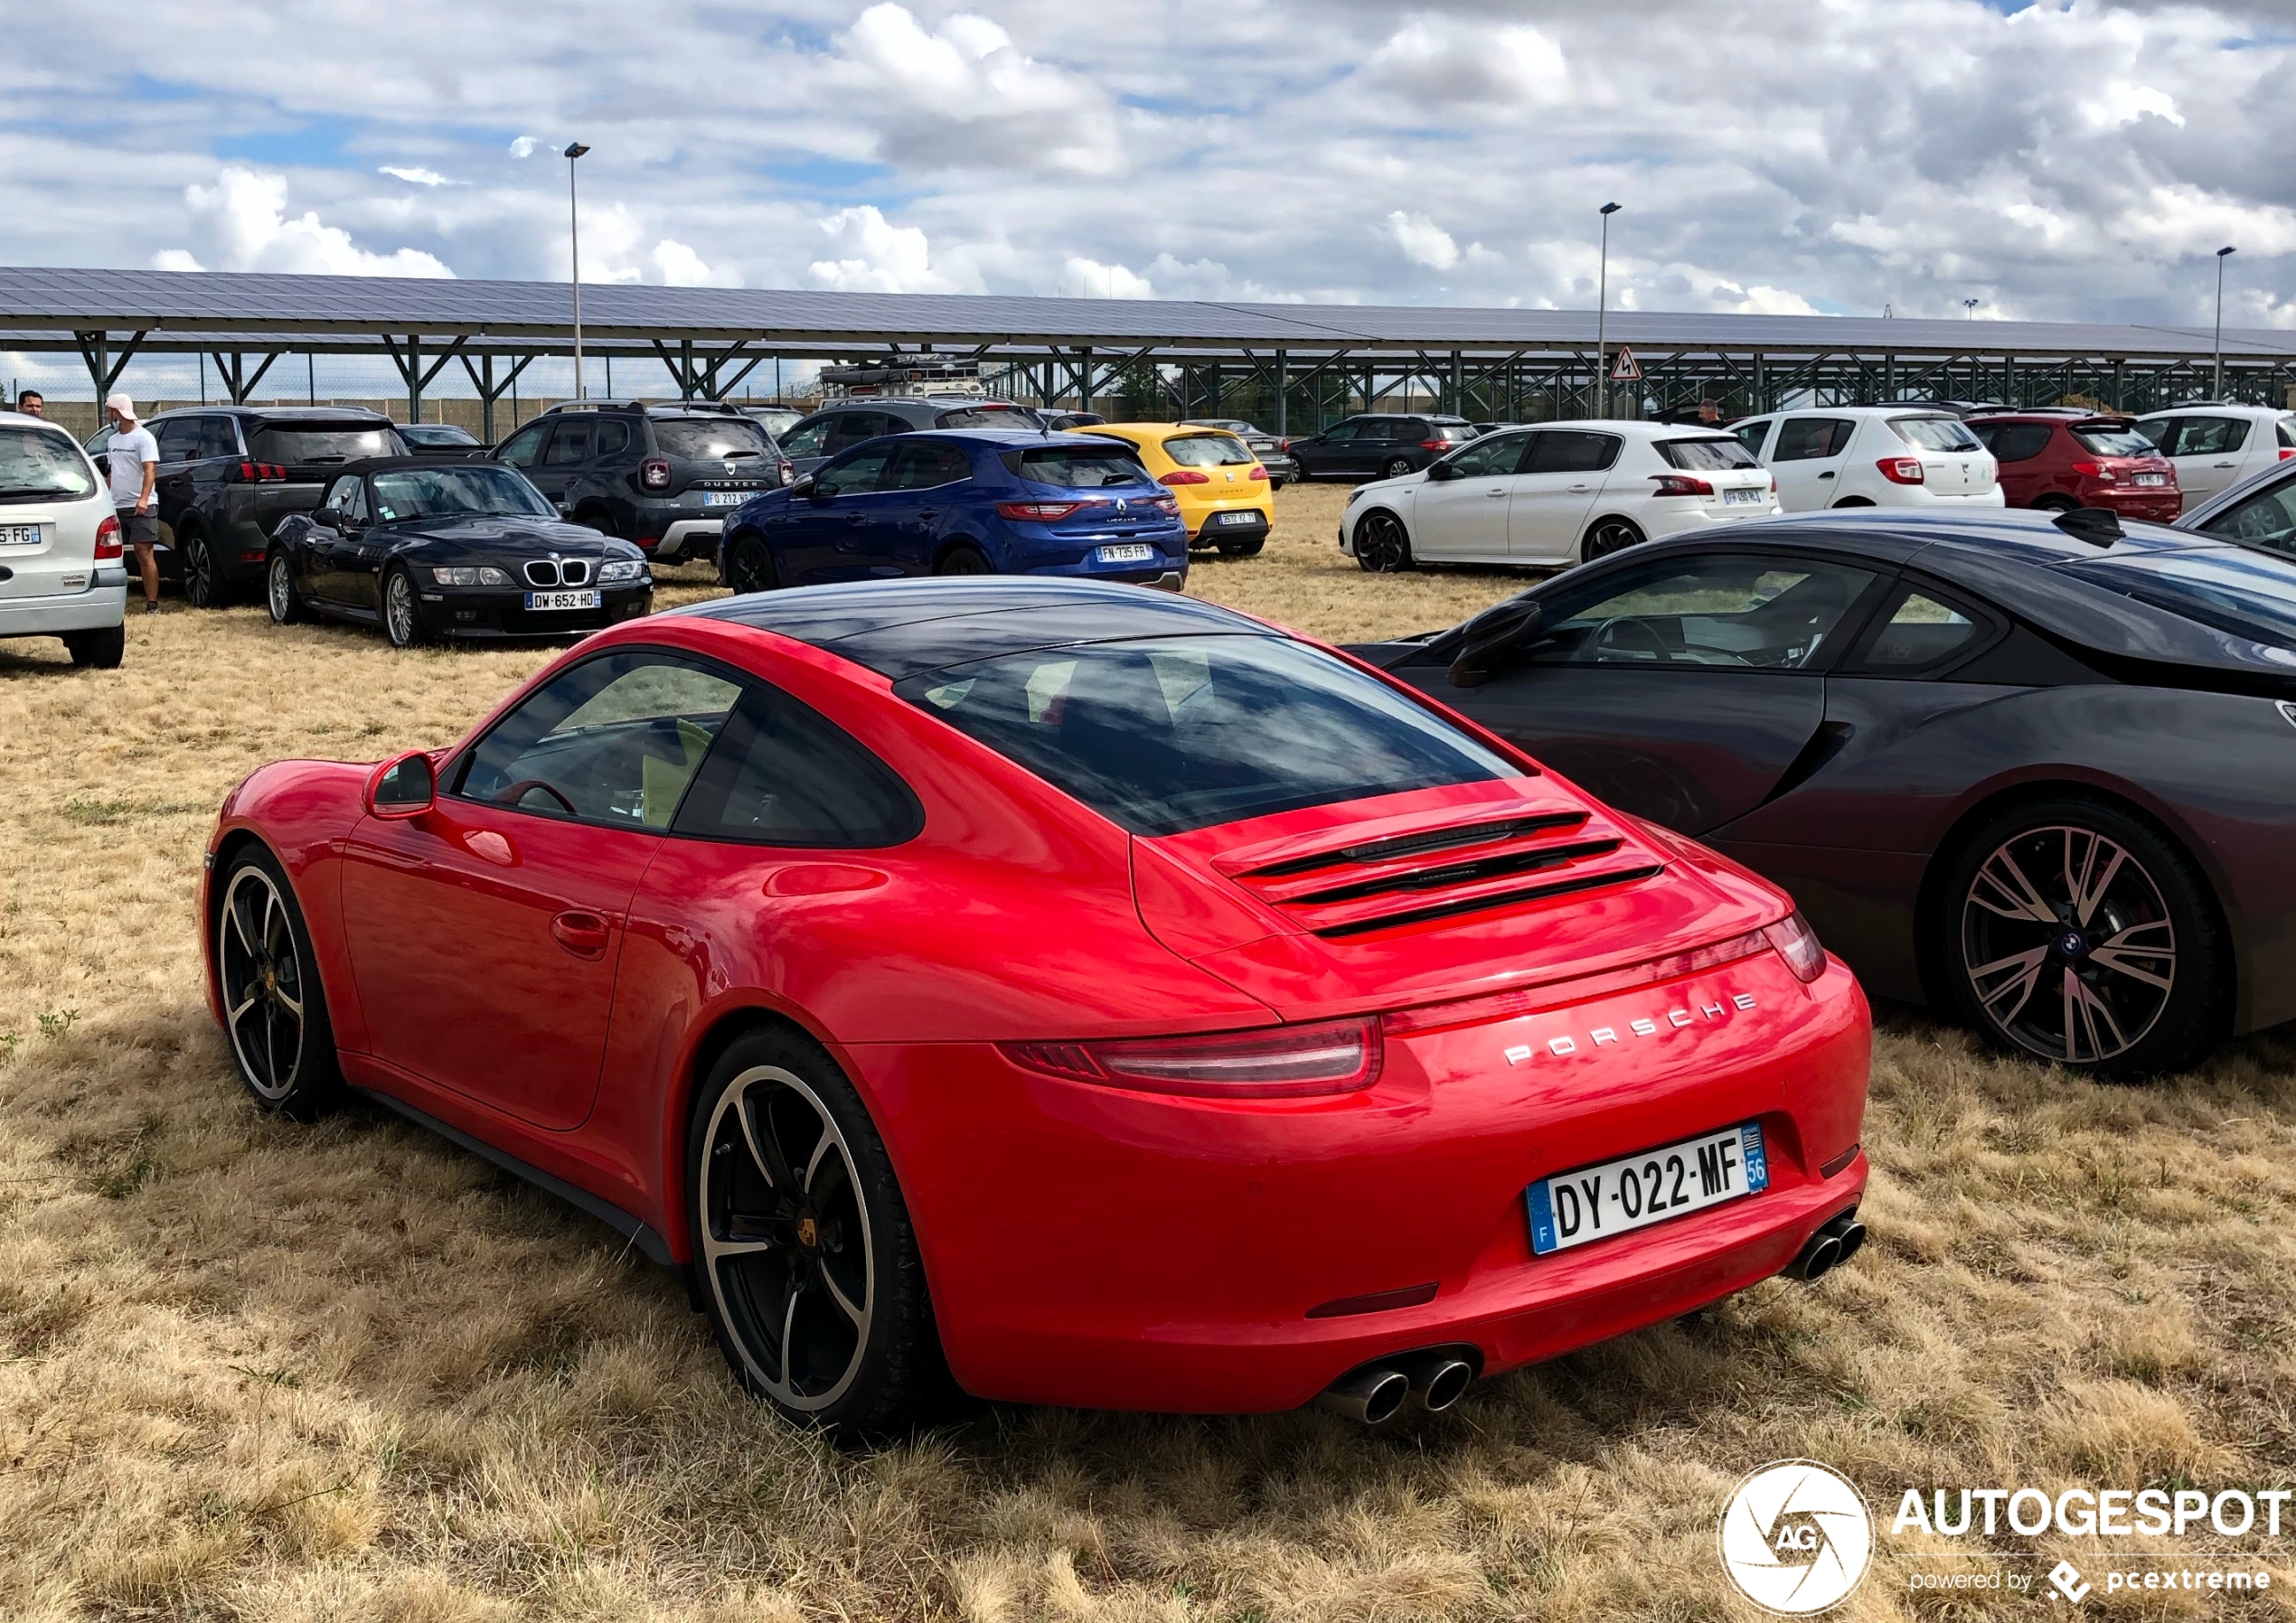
[382,566,426,649]
[215,846,343,1118]
[1939,795,2230,1080]
[63,624,125,669]
[181,527,227,608]
[687,1027,943,1434]
[726,532,779,595]
[267,552,305,624]
[1353,511,1414,573]
[1581,516,1645,560]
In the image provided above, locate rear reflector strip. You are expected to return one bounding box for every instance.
[1314,864,1663,939]
[1820,1143,1860,1178]
[1306,1281,1439,1319]
[1239,811,1586,878]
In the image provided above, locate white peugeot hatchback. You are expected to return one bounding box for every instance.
[1731,406,2003,512]
[0,410,127,667]
[2132,404,2296,511]
[1339,419,1779,571]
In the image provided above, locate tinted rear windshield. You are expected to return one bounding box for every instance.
[1434,424,1477,442]
[1890,416,1984,452]
[1657,436,1759,471]
[1164,433,1255,468]
[0,426,99,502]
[935,405,1034,429]
[2065,551,2296,649]
[249,425,405,465]
[1002,444,1153,489]
[898,633,1516,836]
[653,417,775,460]
[2072,426,2160,457]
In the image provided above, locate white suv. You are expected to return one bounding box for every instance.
[0,411,127,668]
[2132,404,2296,511]
[1732,406,2003,511]
[1338,419,1779,570]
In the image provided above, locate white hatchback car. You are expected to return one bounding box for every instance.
[0,411,127,667]
[2132,404,2296,511]
[1731,406,2003,511]
[1339,420,1779,571]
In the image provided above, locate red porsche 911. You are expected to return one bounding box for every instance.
[202,578,1870,1431]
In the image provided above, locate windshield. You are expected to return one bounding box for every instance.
[654,417,774,460]
[899,634,1516,836]
[250,425,405,465]
[1003,444,1153,489]
[1164,433,1255,468]
[370,465,557,521]
[2065,550,2296,648]
[1890,416,1984,453]
[401,423,479,446]
[0,426,99,502]
[2073,426,2160,457]
[1657,436,1759,471]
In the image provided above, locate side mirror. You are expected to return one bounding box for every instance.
[311,507,341,530]
[365,750,435,819]
[793,473,820,501]
[1426,460,1461,482]
[1447,600,1544,689]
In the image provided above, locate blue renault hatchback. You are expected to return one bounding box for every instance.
[714,429,1189,594]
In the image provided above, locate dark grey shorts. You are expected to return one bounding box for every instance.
[117,505,157,546]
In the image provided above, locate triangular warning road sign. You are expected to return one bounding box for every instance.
[1609,346,1642,382]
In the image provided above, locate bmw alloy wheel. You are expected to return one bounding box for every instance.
[384,568,421,648]
[218,864,309,1103]
[1961,823,2176,1066]
[267,553,297,624]
[699,1065,875,1413]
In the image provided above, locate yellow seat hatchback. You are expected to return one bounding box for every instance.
[1071,424,1273,557]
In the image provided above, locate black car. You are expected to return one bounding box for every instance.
[1179,417,1299,487]
[83,406,406,606]
[490,401,791,567]
[1289,413,1478,483]
[774,398,1044,476]
[268,458,652,648]
[399,421,484,453]
[1355,508,2296,1079]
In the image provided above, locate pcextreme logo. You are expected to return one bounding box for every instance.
[1719,1460,1875,1615]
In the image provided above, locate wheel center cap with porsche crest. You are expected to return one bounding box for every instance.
[796,1215,818,1248]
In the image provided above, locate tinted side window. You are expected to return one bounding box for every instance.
[814,446,895,497]
[1529,555,1878,671]
[1527,431,1621,474]
[672,682,921,847]
[1848,586,1996,675]
[199,417,242,459]
[884,442,973,491]
[777,417,832,458]
[495,422,549,468]
[824,413,892,455]
[542,419,595,465]
[1733,419,1773,456]
[1318,420,1360,443]
[2177,417,2249,455]
[1977,423,2053,463]
[1445,434,1531,477]
[592,418,634,457]
[1772,417,1855,461]
[154,417,204,461]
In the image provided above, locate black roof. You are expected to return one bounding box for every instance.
[676,577,1264,679]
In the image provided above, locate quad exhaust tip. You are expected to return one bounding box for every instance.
[1314,1346,1479,1424]
[1793,1210,1866,1283]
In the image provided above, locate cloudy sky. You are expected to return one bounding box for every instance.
[5,0,2296,329]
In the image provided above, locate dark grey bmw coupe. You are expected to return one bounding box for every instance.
[1355,508,2296,1078]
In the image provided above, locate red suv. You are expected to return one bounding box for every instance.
[1965,409,2178,521]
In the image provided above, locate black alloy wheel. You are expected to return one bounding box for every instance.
[215,847,342,1117]
[382,566,426,650]
[726,533,779,595]
[1942,796,2228,1079]
[934,545,993,577]
[1382,456,1415,480]
[1581,517,1646,560]
[1290,467,1312,484]
[267,552,304,624]
[1354,511,1415,573]
[688,1027,943,1432]
[63,625,125,669]
[181,528,225,608]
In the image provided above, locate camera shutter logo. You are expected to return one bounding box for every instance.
[1718,1460,1874,1614]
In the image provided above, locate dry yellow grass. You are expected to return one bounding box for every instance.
[4,485,2294,1620]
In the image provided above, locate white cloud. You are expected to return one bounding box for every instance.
[2082,80,2185,129]
[380,165,452,186]
[1362,19,1571,107]
[1388,212,1461,272]
[653,239,738,287]
[507,136,538,158]
[1059,256,1153,298]
[162,168,453,278]
[808,205,969,293]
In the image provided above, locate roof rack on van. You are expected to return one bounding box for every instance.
[540,398,746,417]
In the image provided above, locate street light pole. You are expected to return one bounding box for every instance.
[2215,245,2236,400]
[1595,202,1621,418]
[565,142,591,400]
[1962,298,1980,319]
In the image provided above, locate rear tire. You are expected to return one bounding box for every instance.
[1354,511,1414,573]
[267,552,305,625]
[934,545,993,577]
[1382,456,1415,480]
[2033,494,2080,513]
[1937,794,2230,1080]
[63,624,125,669]
[181,527,228,608]
[214,845,343,1120]
[687,1026,945,1436]
[382,565,427,650]
[1581,517,1646,560]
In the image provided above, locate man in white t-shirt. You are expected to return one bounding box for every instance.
[104,392,161,614]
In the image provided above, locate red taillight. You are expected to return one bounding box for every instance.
[640,457,672,491]
[1002,1018,1382,1099]
[1419,439,1449,452]
[1764,913,1827,983]
[1650,474,1714,497]
[1877,456,1926,485]
[2282,448,2295,462]
[996,500,1087,521]
[2069,460,2104,479]
[231,461,287,482]
[1248,464,1267,481]
[1147,494,1180,514]
[93,513,122,560]
[1160,469,1211,486]
[1276,439,1292,453]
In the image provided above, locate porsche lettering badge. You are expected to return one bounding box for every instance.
[1505,991,1759,1065]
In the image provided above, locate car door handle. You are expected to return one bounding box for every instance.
[1818,471,1836,478]
[1568,483,1593,493]
[2215,461,2236,468]
[1484,488,1508,498]
[550,910,612,959]
[917,508,938,519]
[844,512,865,524]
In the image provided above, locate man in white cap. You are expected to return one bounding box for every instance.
[104,393,161,614]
